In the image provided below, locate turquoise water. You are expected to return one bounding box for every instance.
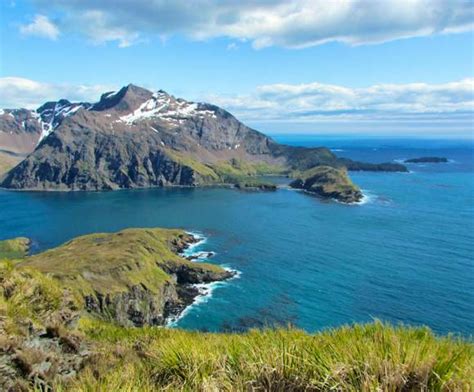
[1,137,473,335]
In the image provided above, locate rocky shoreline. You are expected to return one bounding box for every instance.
[166,232,237,325]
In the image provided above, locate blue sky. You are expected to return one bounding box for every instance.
[1,0,473,137]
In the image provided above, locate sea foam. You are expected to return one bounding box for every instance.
[167,232,240,327]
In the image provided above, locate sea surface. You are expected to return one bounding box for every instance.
[1,137,473,335]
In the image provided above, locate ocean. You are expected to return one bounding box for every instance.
[1,137,473,335]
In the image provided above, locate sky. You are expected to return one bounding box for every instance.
[0,0,473,137]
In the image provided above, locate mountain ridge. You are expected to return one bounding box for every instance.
[0,84,407,201]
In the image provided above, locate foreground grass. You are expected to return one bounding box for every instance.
[54,319,472,392]
[1,235,472,391]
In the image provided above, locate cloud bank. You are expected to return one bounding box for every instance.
[0,77,115,109]
[1,77,472,135]
[210,79,474,120]
[31,0,474,48]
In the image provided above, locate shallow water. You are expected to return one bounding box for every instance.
[1,137,473,335]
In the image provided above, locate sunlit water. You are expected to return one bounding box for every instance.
[1,137,473,334]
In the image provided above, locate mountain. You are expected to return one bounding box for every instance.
[0,100,89,175]
[0,84,407,199]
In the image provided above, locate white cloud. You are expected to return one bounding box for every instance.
[19,14,60,40]
[0,77,115,109]
[1,76,472,136]
[204,79,474,133]
[31,0,473,48]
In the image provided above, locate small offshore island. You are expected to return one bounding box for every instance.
[290,166,363,203]
[405,156,449,163]
[0,229,472,390]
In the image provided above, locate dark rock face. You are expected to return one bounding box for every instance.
[1,126,198,190]
[405,157,448,163]
[83,265,233,328]
[84,282,179,327]
[91,85,153,112]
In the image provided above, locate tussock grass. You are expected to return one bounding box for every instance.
[59,319,473,391]
[0,237,30,259]
[0,258,79,335]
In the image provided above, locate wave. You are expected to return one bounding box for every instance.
[393,158,406,164]
[166,267,241,327]
[331,148,344,152]
[355,190,374,205]
[167,232,240,327]
[181,231,207,258]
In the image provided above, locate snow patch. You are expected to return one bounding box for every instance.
[118,91,217,125]
[37,102,84,144]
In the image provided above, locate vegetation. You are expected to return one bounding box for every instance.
[163,149,220,181]
[19,228,224,296]
[0,237,30,259]
[60,320,473,391]
[163,151,285,189]
[209,159,284,189]
[0,234,472,391]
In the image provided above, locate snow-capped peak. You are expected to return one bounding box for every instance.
[118,90,217,125]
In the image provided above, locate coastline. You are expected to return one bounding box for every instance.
[167,231,241,327]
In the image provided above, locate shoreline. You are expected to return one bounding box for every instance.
[166,231,240,327]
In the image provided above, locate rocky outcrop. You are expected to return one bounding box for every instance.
[83,282,179,327]
[290,166,363,203]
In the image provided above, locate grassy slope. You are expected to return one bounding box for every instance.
[18,228,224,296]
[1,234,472,391]
[164,149,285,188]
[163,149,220,181]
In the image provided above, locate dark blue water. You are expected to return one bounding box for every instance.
[1,137,473,335]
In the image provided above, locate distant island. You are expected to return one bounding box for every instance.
[0,84,407,203]
[0,229,471,390]
[405,157,448,163]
